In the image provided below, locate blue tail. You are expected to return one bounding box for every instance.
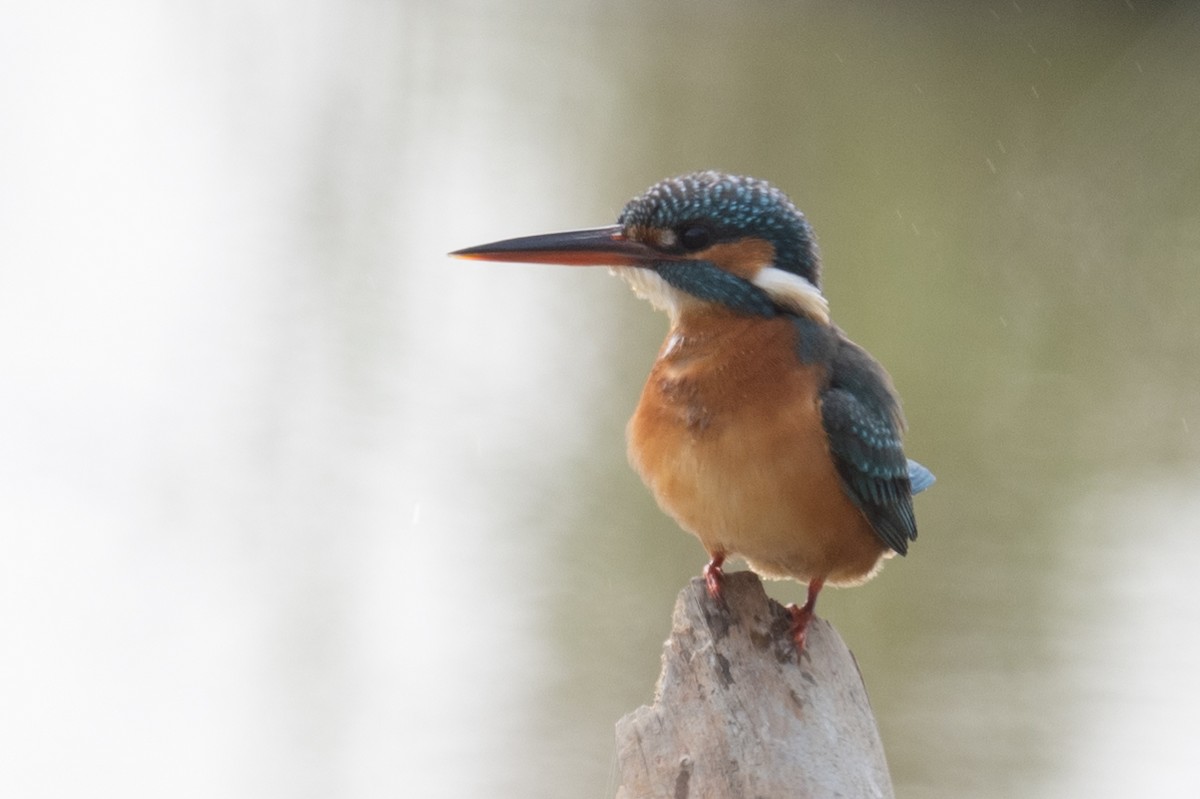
[907,459,936,494]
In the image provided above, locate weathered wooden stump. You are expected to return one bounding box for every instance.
[615,572,894,799]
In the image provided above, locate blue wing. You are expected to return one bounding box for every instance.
[819,334,932,555]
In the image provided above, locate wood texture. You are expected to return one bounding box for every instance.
[615,572,894,799]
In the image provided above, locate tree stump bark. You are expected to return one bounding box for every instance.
[614,572,894,799]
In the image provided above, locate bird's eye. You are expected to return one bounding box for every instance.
[679,225,712,251]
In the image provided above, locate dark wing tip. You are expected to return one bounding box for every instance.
[820,388,918,554]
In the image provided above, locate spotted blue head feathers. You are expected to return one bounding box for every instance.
[618,171,822,288]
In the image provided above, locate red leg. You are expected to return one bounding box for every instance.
[786,577,825,653]
[703,553,726,600]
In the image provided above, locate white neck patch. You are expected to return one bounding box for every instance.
[751,266,830,324]
[612,263,829,325]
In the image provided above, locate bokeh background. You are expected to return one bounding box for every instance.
[3,1,1199,797]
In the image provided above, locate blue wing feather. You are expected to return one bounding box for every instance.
[818,333,932,555]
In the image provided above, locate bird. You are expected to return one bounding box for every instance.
[451,171,934,652]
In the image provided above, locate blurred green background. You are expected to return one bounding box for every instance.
[3,1,1199,797]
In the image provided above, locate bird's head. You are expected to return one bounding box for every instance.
[452,171,828,323]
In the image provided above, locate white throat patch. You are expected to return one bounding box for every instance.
[611,266,689,320]
[750,266,830,324]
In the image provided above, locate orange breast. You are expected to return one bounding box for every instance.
[627,310,888,586]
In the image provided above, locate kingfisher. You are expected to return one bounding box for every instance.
[452,171,934,651]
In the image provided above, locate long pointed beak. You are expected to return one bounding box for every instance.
[450,225,664,267]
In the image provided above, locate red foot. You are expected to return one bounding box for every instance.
[703,554,726,600]
[786,577,825,653]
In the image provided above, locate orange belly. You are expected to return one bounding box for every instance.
[627,312,888,586]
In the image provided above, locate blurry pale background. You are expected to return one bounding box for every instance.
[3,1,1199,797]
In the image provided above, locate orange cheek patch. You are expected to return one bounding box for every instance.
[626,224,664,248]
[696,239,777,280]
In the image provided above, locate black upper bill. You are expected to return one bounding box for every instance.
[450,225,664,267]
